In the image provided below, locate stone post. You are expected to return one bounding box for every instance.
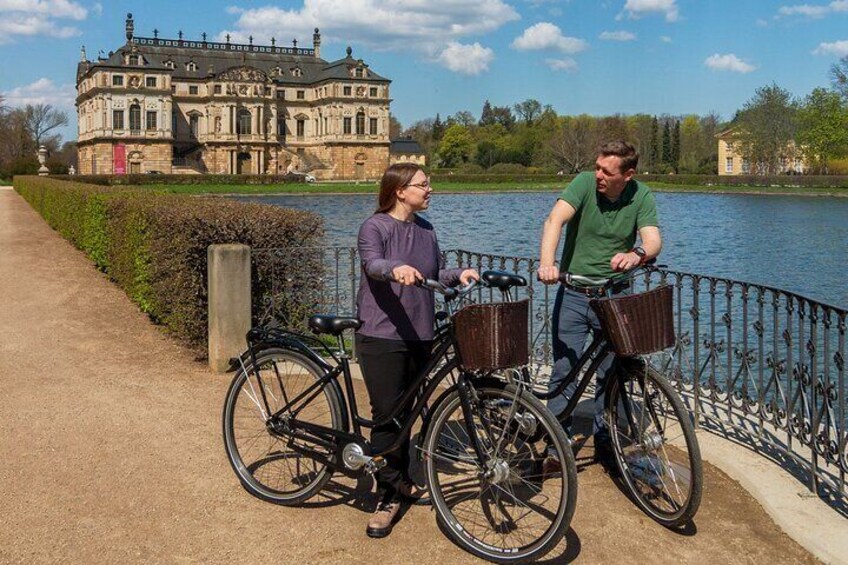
[208,244,251,372]
[37,145,50,176]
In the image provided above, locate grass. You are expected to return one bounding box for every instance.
[134,180,848,197]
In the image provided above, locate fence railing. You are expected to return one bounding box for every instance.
[251,245,847,506]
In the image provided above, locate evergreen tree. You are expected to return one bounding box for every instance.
[480,100,495,126]
[671,120,681,172]
[661,120,672,167]
[432,113,444,141]
[650,116,659,171]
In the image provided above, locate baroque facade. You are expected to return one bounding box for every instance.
[76,14,392,179]
[716,128,806,176]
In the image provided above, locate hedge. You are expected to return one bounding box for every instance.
[14,176,324,351]
[51,172,309,186]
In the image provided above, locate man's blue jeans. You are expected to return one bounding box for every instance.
[548,284,621,441]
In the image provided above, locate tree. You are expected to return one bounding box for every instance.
[831,55,848,101]
[449,110,476,128]
[547,115,598,173]
[432,113,444,141]
[513,99,542,125]
[661,120,672,166]
[796,87,848,174]
[671,120,681,173]
[479,100,495,126]
[437,124,475,167]
[490,105,515,131]
[735,83,798,175]
[678,115,702,174]
[649,116,660,171]
[388,115,402,139]
[24,104,68,148]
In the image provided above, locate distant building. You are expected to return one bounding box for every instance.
[389,138,426,166]
[76,13,392,179]
[716,128,806,176]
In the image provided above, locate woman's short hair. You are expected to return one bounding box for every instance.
[598,140,639,172]
[376,162,422,213]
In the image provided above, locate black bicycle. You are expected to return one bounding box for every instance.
[492,266,703,528]
[222,272,578,563]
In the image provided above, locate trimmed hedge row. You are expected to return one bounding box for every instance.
[52,173,309,186]
[14,176,324,350]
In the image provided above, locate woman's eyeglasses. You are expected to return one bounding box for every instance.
[406,179,432,192]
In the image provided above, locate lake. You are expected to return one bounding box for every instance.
[235,191,848,308]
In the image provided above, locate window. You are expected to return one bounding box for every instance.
[129,54,139,65]
[214,84,222,94]
[277,118,286,137]
[190,114,199,138]
[355,68,363,78]
[146,111,157,131]
[112,75,124,86]
[145,76,157,88]
[186,62,198,72]
[343,86,352,96]
[292,67,302,77]
[343,117,352,134]
[164,60,175,69]
[113,110,124,130]
[237,109,251,135]
[725,157,733,173]
[296,119,305,137]
[129,104,141,132]
[296,90,305,100]
[741,159,750,174]
[370,87,378,97]
[189,85,199,95]
[356,111,365,135]
[794,158,802,172]
[370,118,378,135]
[171,85,176,93]
[276,89,285,99]
[172,112,177,133]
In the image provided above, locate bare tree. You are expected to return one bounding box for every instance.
[514,99,543,125]
[831,55,848,101]
[24,103,68,148]
[547,115,598,173]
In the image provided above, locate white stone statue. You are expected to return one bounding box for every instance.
[37,145,50,176]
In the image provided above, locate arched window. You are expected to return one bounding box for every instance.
[355,111,365,135]
[129,103,141,132]
[237,108,252,135]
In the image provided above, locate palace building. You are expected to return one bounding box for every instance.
[76,14,392,179]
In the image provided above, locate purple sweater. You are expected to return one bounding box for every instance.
[356,213,463,341]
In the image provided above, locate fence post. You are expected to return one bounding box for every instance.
[208,244,251,373]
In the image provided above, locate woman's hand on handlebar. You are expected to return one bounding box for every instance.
[537,265,560,285]
[459,269,480,285]
[392,264,423,286]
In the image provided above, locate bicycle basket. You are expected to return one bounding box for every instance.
[452,299,529,372]
[590,284,675,357]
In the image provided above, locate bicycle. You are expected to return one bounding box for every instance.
[491,265,703,528]
[222,273,578,563]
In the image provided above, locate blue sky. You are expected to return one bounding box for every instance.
[2,0,847,143]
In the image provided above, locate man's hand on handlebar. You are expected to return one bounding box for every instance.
[392,264,424,286]
[610,251,642,272]
[537,265,560,285]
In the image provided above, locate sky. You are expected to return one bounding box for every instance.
[1,0,847,143]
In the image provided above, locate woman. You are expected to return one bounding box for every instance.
[356,163,478,538]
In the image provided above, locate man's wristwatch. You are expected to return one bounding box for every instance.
[631,246,647,263]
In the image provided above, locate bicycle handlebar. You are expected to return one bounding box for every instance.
[417,277,478,300]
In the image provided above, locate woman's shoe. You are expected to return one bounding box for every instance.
[366,499,401,538]
[398,480,430,505]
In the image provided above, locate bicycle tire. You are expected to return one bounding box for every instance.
[422,380,577,563]
[606,362,703,528]
[222,347,344,505]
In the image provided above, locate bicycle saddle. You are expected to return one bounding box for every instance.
[482,270,527,290]
[308,315,363,335]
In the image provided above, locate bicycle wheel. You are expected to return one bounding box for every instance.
[223,347,344,505]
[422,380,577,563]
[606,362,703,527]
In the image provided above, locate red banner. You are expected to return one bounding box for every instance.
[113,143,126,175]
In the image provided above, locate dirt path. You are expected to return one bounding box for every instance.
[0,188,818,564]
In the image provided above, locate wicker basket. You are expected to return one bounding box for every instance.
[590,284,675,357]
[452,299,529,372]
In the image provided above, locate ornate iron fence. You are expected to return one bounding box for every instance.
[252,245,847,506]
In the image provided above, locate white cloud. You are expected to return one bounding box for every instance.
[622,0,679,22]
[0,0,87,43]
[777,1,848,18]
[599,30,636,41]
[219,0,519,68]
[545,57,578,72]
[437,42,494,75]
[704,53,756,73]
[511,22,588,53]
[813,40,848,56]
[756,19,769,27]
[659,35,672,42]
[1,77,76,109]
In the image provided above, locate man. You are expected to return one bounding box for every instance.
[538,140,661,468]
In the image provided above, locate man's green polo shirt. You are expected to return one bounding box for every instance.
[558,171,658,280]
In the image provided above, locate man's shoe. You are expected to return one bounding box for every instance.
[366,500,401,538]
[594,438,620,477]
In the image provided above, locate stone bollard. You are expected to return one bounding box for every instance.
[208,244,251,372]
